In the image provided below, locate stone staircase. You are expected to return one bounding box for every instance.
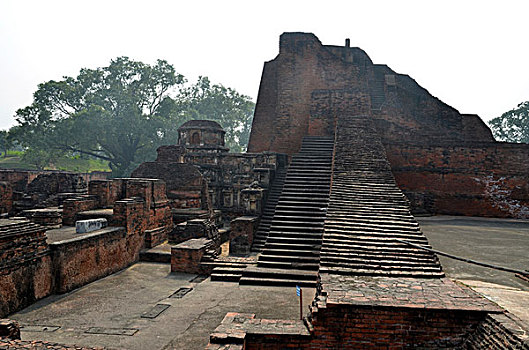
[239,136,334,287]
[368,65,387,110]
[319,115,444,277]
[251,167,288,252]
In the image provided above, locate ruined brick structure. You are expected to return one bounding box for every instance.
[0,177,173,317]
[133,120,287,221]
[1,32,527,349]
[0,170,109,216]
[248,32,529,219]
[207,33,528,349]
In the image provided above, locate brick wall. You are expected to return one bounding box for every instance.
[62,196,99,226]
[171,237,213,274]
[229,216,258,255]
[0,221,53,317]
[464,313,529,349]
[385,143,529,218]
[210,306,489,349]
[49,226,141,293]
[304,305,485,349]
[0,170,108,194]
[0,182,13,214]
[248,33,367,154]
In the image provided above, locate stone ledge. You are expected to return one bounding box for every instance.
[209,312,310,346]
[319,274,503,313]
[46,226,125,246]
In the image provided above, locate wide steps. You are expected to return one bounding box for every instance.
[319,266,444,278]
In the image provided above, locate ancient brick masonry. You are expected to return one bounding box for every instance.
[320,115,443,277]
[0,220,52,317]
[247,32,529,218]
[133,120,288,222]
[0,170,107,216]
[464,313,529,349]
[386,143,529,218]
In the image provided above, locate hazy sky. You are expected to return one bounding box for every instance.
[0,0,527,130]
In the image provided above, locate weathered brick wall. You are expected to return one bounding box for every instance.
[386,143,529,218]
[0,170,108,194]
[210,306,488,349]
[49,226,140,293]
[112,198,147,238]
[0,182,13,214]
[248,33,368,154]
[464,313,529,349]
[171,237,213,274]
[0,221,53,317]
[303,305,485,349]
[229,216,258,255]
[62,196,99,226]
[0,170,38,192]
[131,163,208,210]
[309,89,371,136]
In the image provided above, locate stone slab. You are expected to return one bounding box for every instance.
[320,274,502,312]
[75,218,108,234]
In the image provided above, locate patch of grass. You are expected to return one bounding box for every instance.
[52,156,110,173]
[0,156,37,170]
[0,153,111,173]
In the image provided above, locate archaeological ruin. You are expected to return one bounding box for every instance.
[0,32,528,349]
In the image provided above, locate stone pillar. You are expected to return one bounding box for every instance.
[62,196,98,226]
[112,198,147,236]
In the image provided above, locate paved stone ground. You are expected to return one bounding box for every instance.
[418,215,529,291]
[419,215,529,325]
[11,263,315,350]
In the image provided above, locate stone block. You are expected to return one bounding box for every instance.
[171,237,213,274]
[75,218,108,234]
[229,216,258,255]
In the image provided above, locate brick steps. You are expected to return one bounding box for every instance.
[250,167,287,253]
[239,267,318,287]
[242,136,333,286]
[319,115,443,278]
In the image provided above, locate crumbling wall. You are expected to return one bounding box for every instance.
[131,162,208,210]
[0,221,53,317]
[0,182,13,215]
[386,143,529,218]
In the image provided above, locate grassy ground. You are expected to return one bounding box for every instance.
[0,152,110,172]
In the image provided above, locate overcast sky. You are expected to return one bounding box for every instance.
[0,0,527,130]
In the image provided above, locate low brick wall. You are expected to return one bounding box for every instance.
[0,221,53,317]
[464,313,529,349]
[62,196,99,226]
[171,238,213,274]
[49,227,142,294]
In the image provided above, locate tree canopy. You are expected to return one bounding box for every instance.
[12,57,255,176]
[488,101,529,144]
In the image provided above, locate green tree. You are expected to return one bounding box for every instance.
[489,101,529,143]
[14,57,185,176]
[0,130,13,157]
[13,59,255,176]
